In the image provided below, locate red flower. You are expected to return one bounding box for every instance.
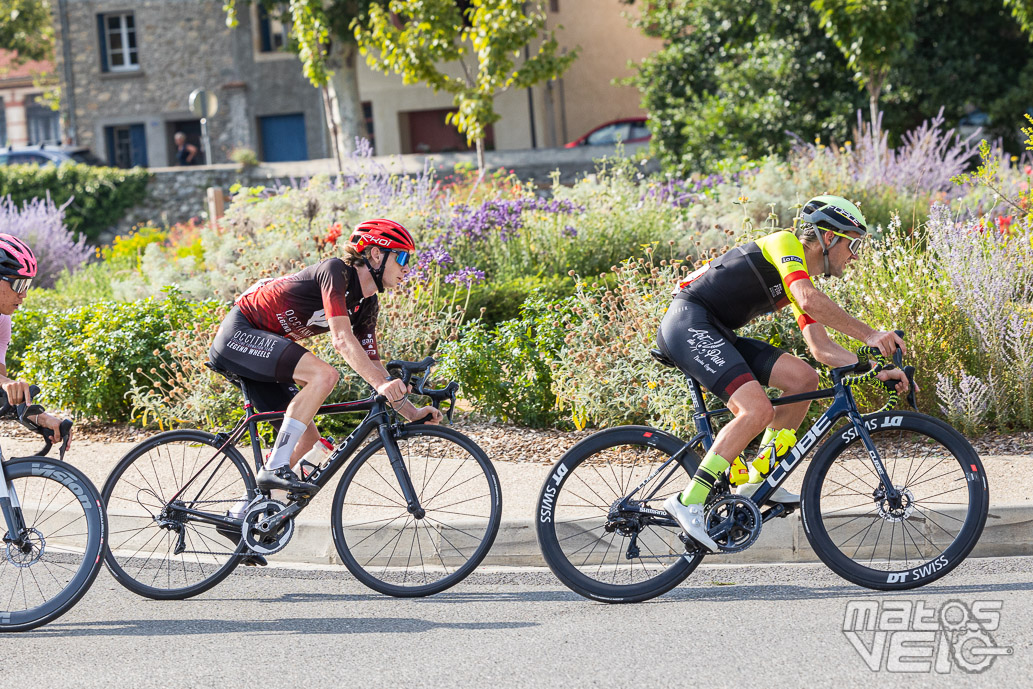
[1025,164,1032,176]
[324,222,343,246]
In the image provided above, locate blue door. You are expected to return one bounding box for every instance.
[259,113,307,162]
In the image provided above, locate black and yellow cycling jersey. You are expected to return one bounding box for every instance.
[677,230,817,331]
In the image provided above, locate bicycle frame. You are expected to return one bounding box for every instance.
[164,383,423,533]
[615,369,903,525]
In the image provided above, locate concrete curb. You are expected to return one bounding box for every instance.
[265,504,1033,568]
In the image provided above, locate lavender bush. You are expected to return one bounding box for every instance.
[789,109,980,230]
[0,195,92,288]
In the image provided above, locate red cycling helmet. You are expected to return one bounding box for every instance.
[0,234,37,278]
[349,219,415,253]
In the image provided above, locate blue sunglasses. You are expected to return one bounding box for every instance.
[390,250,412,267]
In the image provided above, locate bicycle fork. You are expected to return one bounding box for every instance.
[378,424,425,519]
[845,411,904,507]
[0,464,27,546]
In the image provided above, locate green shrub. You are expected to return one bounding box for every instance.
[0,163,150,241]
[16,292,198,421]
[466,275,574,323]
[437,294,571,427]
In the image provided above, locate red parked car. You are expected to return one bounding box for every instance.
[565,117,651,148]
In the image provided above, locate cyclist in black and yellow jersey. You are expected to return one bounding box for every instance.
[658,195,911,552]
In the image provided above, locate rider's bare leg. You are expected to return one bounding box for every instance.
[766,353,820,432]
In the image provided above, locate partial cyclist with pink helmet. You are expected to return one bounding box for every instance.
[0,234,68,443]
[208,218,441,503]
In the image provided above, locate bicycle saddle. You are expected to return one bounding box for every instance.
[649,348,677,368]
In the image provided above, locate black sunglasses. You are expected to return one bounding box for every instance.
[0,275,32,293]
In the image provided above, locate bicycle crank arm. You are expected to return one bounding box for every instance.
[255,502,303,534]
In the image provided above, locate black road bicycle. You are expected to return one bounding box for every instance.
[102,357,501,599]
[1,388,104,632]
[536,334,989,603]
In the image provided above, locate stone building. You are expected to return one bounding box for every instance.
[0,52,60,147]
[52,0,660,166]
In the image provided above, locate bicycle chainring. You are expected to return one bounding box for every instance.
[705,496,762,554]
[242,499,294,555]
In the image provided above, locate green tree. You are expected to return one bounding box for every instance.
[632,0,862,175]
[811,0,916,124]
[0,0,53,64]
[353,0,577,172]
[223,1,373,169]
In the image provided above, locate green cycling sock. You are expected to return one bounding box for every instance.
[680,450,730,505]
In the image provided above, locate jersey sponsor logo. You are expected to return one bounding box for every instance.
[306,309,328,328]
[781,255,803,264]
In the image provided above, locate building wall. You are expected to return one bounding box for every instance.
[53,0,659,163]
[351,0,661,153]
[540,0,661,147]
[52,0,326,165]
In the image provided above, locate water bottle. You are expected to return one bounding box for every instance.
[297,437,335,480]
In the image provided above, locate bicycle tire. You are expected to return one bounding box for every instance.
[801,411,989,590]
[535,426,704,603]
[331,424,501,597]
[1,457,106,633]
[102,430,257,600]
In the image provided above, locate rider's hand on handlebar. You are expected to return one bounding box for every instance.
[1,379,32,405]
[409,405,443,425]
[876,367,912,395]
[33,411,70,446]
[377,378,411,406]
[865,330,906,359]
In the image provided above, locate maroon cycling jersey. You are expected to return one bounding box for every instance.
[236,258,380,360]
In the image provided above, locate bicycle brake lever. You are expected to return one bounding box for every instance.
[904,365,918,411]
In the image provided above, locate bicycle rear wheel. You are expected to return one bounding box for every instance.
[801,411,989,590]
[103,430,257,600]
[535,426,704,603]
[331,425,501,597]
[1,457,106,632]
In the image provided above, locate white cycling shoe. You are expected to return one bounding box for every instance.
[664,495,718,553]
[735,481,800,505]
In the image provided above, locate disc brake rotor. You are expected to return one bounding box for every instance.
[4,528,45,568]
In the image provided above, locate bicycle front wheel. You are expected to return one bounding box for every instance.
[103,430,257,600]
[1,457,106,633]
[801,411,989,590]
[535,426,704,603]
[331,425,501,597]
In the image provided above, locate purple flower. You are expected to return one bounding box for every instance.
[0,194,92,288]
[443,266,487,287]
[563,225,578,238]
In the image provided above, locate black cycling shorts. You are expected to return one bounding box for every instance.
[656,296,784,402]
[209,306,306,413]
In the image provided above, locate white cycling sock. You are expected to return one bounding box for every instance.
[265,417,308,471]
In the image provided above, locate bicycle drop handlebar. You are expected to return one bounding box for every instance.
[837,329,917,411]
[384,356,460,423]
[0,385,73,459]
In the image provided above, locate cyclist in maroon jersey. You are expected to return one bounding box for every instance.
[209,219,442,495]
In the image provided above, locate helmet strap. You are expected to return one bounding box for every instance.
[813,228,838,278]
[362,251,387,293]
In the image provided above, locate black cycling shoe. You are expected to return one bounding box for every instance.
[216,520,268,567]
[256,465,320,497]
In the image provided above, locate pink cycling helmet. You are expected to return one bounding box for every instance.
[0,234,38,278]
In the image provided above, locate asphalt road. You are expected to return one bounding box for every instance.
[3,557,1031,689]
